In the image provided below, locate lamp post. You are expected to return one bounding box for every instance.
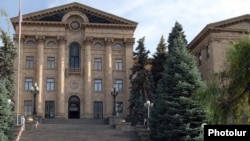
[30,83,39,115]
[111,86,119,116]
[144,100,153,130]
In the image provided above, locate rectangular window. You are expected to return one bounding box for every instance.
[94,58,102,70]
[26,56,34,69]
[46,78,55,91]
[115,79,123,92]
[94,79,102,92]
[24,100,32,116]
[24,78,33,90]
[47,57,55,69]
[115,59,123,70]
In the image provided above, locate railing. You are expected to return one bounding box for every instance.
[65,68,83,76]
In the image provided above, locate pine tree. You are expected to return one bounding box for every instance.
[151,35,167,96]
[127,37,153,126]
[0,30,16,98]
[150,22,207,141]
[0,30,16,140]
[0,79,14,141]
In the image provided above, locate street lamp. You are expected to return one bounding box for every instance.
[111,86,119,116]
[30,82,39,115]
[144,100,153,130]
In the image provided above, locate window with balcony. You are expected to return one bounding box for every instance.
[69,42,80,70]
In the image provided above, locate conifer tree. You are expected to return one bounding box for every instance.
[127,37,153,125]
[0,30,16,140]
[151,35,167,95]
[150,22,207,141]
[0,79,13,141]
[0,30,16,98]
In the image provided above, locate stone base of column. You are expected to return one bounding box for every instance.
[81,113,93,118]
[55,113,65,118]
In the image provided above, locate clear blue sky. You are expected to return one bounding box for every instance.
[1,0,249,55]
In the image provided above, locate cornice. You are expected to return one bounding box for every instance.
[12,21,136,30]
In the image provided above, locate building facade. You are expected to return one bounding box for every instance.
[11,2,137,119]
[188,14,250,82]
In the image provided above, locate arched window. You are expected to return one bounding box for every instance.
[47,41,56,47]
[26,40,36,46]
[94,42,103,48]
[69,42,80,69]
[114,43,123,48]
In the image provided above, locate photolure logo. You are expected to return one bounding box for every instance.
[204,125,250,140]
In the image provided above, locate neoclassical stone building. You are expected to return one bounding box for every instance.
[11,2,137,119]
[188,14,250,82]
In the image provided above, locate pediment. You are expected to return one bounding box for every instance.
[208,14,250,29]
[188,14,250,50]
[11,2,137,25]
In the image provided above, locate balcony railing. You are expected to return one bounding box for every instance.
[65,68,83,76]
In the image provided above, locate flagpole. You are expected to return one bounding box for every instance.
[17,0,22,125]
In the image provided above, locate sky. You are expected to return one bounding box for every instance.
[1,0,250,55]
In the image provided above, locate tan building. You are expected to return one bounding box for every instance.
[188,14,250,81]
[11,2,137,119]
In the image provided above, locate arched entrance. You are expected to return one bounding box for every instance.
[68,96,80,119]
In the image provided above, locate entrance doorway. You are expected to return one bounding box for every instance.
[93,101,103,119]
[68,96,80,119]
[45,101,55,118]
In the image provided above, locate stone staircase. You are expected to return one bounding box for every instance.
[19,118,140,141]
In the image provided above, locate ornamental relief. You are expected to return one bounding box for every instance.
[69,20,81,31]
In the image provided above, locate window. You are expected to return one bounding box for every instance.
[115,59,123,70]
[206,44,210,59]
[114,79,123,92]
[47,41,56,47]
[46,78,55,91]
[115,101,123,116]
[24,100,32,116]
[26,40,36,46]
[94,58,102,70]
[47,57,55,69]
[94,79,102,92]
[24,78,33,90]
[26,56,34,69]
[69,42,80,69]
[94,42,103,48]
[114,43,122,48]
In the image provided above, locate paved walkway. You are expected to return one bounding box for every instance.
[19,119,139,141]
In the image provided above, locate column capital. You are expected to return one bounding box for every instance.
[124,38,135,47]
[83,36,93,46]
[104,37,114,46]
[36,35,46,43]
[57,36,66,44]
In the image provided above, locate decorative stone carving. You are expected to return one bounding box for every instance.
[69,20,81,31]
[70,81,79,89]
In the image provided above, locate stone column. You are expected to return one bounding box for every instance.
[124,38,135,115]
[36,36,45,116]
[83,36,92,118]
[104,37,114,117]
[57,36,66,118]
